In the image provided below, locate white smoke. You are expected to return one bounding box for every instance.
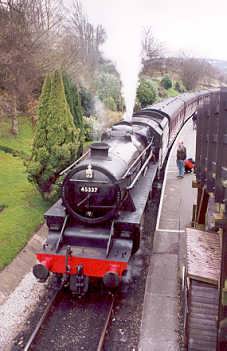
[116,39,142,121]
[92,97,108,140]
[102,3,143,121]
[79,0,143,121]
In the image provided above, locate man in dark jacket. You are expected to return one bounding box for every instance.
[176,141,186,178]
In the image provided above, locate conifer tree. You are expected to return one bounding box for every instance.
[27,71,79,197]
[63,74,84,156]
[63,74,83,128]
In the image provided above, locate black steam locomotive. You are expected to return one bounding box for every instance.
[33,90,211,294]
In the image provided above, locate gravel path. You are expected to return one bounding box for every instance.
[0,272,46,351]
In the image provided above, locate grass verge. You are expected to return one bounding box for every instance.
[0,115,34,157]
[0,151,49,270]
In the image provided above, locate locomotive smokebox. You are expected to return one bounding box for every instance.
[103,271,120,289]
[33,263,49,282]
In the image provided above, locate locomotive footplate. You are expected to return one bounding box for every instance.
[60,237,133,262]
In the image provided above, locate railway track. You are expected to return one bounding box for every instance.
[23,287,62,351]
[96,294,115,351]
[23,289,116,351]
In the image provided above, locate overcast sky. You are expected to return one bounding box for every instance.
[65,0,227,61]
[64,0,227,117]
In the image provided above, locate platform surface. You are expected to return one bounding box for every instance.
[139,118,197,351]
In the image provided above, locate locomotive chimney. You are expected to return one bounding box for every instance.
[90,142,109,159]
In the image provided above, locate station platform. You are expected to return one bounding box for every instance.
[139,118,197,351]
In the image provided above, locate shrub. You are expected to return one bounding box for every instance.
[79,86,94,117]
[83,116,93,141]
[103,96,117,111]
[158,87,168,99]
[63,74,83,130]
[136,79,156,108]
[160,76,172,89]
[175,81,185,93]
[27,71,79,197]
[63,74,84,156]
[95,72,122,111]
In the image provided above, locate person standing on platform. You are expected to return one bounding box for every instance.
[176,141,187,178]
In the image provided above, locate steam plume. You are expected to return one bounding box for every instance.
[102,3,142,121]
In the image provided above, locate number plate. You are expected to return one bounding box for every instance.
[80,186,99,193]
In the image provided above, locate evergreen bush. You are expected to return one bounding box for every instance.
[83,116,93,141]
[103,96,117,111]
[175,81,185,93]
[158,86,168,98]
[136,79,156,108]
[63,74,84,156]
[27,71,79,197]
[63,74,83,130]
[79,87,94,117]
[160,76,172,89]
[95,72,121,111]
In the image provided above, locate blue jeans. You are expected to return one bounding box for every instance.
[177,160,185,177]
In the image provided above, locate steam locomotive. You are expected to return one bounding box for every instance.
[33,90,211,294]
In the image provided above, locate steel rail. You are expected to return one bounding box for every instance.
[24,287,61,351]
[96,294,116,351]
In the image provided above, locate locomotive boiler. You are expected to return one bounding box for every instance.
[33,91,209,294]
[61,122,154,225]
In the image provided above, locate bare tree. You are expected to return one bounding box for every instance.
[0,0,63,134]
[0,0,108,134]
[62,0,106,87]
[180,56,217,90]
[141,27,164,75]
[142,27,163,60]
